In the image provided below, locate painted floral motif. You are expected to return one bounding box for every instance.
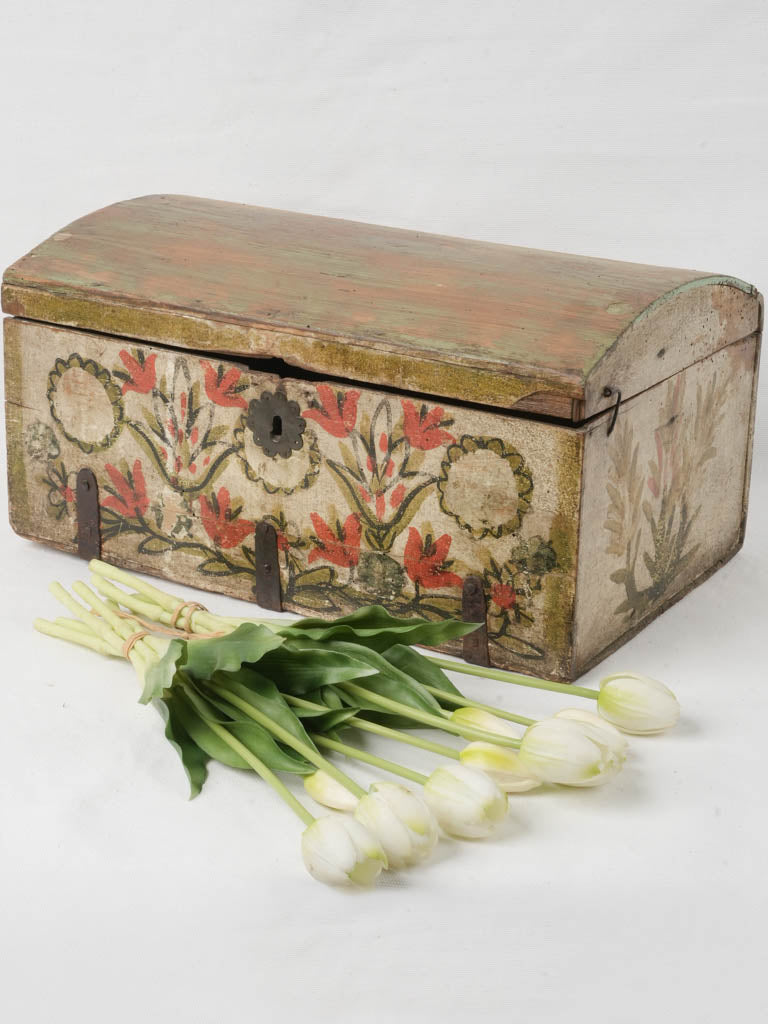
[401,400,455,450]
[199,488,255,549]
[234,403,320,494]
[403,528,462,592]
[130,359,234,493]
[102,460,150,519]
[438,436,533,539]
[24,421,60,462]
[38,345,566,665]
[47,354,125,453]
[41,460,76,519]
[309,512,362,568]
[115,349,157,395]
[201,360,248,409]
[482,537,558,657]
[304,385,360,438]
[604,373,729,620]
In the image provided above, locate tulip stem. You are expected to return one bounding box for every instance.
[208,683,367,799]
[350,718,461,759]
[202,716,316,826]
[312,735,429,786]
[422,686,534,727]
[283,694,461,760]
[34,617,119,657]
[338,683,521,748]
[425,656,600,700]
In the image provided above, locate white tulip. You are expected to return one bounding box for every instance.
[597,672,680,734]
[554,708,629,760]
[301,815,388,886]
[303,769,359,811]
[354,782,439,868]
[459,741,541,793]
[423,763,508,838]
[450,706,521,739]
[518,718,623,787]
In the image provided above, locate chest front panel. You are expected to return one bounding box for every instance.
[4,319,583,680]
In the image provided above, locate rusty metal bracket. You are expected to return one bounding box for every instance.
[602,386,622,436]
[253,520,283,612]
[461,575,490,666]
[75,467,101,560]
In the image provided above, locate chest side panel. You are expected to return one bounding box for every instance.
[5,318,583,681]
[573,333,759,672]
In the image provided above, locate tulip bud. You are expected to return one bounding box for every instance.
[518,717,623,787]
[423,763,508,839]
[459,741,541,792]
[554,708,629,760]
[597,672,680,734]
[450,706,521,739]
[354,782,439,868]
[301,815,388,886]
[303,769,359,811]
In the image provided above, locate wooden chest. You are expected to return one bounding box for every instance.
[3,195,762,681]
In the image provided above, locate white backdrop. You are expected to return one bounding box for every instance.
[1,3,766,1022]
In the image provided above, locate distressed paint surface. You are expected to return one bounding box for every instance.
[573,335,759,671]
[5,319,582,680]
[4,195,756,417]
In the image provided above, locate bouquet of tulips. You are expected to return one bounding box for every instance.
[34,560,680,887]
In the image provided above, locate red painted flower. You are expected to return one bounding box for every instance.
[304,385,360,438]
[401,401,455,450]
[201,360,248,409]
[404,528,462,590]
[118,350,157,395]
[390,483,406,507]
[102,460,149,519]
[308,513,361,568]
[276,530,291,552]
[199,488,255,548]
[491,583,516,610]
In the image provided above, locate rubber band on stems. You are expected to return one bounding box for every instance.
[122,630,150,659]
[169,600,208,632]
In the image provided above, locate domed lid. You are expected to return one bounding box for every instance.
[3,194,760,422]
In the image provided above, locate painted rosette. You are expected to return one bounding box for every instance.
[234,392,321,495]
[47,354,125,453]
[437,435,533,539]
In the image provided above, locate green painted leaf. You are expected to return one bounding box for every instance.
[159,691,210,798]
[278,605,478,652]
[197,556,237,576]
[382,644,462,695]
[138,535,175,555]
[291,566,335,587]
[184,622,284,680]
[141,638,186,704]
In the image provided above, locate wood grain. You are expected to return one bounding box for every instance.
[3,195,758,418]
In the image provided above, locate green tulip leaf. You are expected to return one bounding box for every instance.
[320,642,444,717]
[159,690,210,798]
[141,638,187,704]
[207,669,319,753]
[292,706,358,732]
[173,685,314,776]
[382,644,462,695]
[253,639,378,693]
[184,622,285,680]
[276,605,478,652]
